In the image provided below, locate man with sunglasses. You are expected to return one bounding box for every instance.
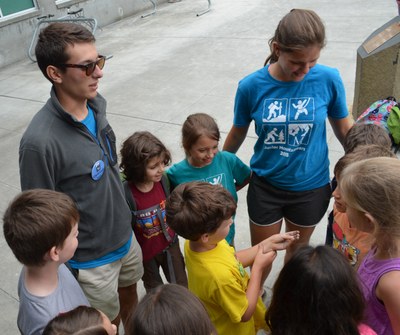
[19,22,143,333]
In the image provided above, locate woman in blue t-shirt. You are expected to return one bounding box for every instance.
[223,9,352,262]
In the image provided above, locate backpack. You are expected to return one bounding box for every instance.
[356,97,400,151]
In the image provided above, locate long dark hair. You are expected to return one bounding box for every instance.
[266,245,364,335]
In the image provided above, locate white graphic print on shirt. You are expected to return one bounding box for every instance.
[261,97,314,156]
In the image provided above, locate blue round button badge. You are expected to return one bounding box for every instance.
[91,160,105,181]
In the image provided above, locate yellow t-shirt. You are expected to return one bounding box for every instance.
[184,240,267,335]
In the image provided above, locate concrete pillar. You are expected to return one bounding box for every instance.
[353,16,400,119]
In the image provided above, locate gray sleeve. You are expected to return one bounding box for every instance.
[17,270,53,335]
[19,146,56,191]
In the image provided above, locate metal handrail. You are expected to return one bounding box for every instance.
[197,0,211,16]
[141,0,157,18]
[27,8,98,62]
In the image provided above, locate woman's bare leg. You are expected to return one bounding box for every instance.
[249,219,283,293]
[249,218,283,246]
[284,218,316,263]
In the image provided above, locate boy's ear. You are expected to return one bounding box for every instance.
[47,65,63,84]
[364,212,377,233]
[47,246,60,262]
[200,233,209,243]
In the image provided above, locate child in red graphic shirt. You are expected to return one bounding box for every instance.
[120,131,187,292]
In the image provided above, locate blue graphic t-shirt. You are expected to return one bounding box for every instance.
[233,64,348,191]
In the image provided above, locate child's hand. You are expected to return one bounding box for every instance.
[253,246,277,270]
[260,231,300,253]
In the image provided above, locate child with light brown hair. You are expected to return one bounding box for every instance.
[3,189,89,335]
[331,144,396,269]
[325,123,393,246]
[340,157,400,334]
[167,113,251,246]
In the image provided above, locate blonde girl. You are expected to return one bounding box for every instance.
[340,157,400,335]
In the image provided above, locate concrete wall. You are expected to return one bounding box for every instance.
[0,0,162,69]
[352,16,400,118]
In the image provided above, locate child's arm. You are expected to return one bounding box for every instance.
[236,232,299,322]
[241,247,276,322]
[236,231,299,268]
[376,270,400,334]
[235,171,251,192]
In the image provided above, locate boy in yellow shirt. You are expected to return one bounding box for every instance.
[166,181,299,335]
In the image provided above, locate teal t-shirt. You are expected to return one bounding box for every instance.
[167,151,251,244]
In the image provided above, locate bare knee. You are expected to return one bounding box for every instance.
[249,218,283,246]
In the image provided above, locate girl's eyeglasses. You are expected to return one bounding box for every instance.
[58,55,111,76]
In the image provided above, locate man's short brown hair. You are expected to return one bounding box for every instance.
[35,22,95,82]
[166,182,236,241]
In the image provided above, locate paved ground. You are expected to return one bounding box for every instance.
[0,0,396,333]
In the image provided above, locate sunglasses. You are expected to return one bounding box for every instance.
[58,55,110,76]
